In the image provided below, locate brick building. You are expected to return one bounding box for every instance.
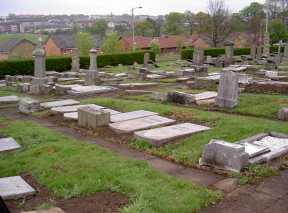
[0,39,36,60]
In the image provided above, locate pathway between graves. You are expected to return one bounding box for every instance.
[0,108,223,187]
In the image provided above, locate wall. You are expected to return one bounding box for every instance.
[45,38,62,56]
[9,41,36,59]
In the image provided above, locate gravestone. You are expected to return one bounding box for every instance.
[193,48,204,66]
[276,41,283,64]
[284,44,288,58]
[250,45,257,60]
[64,108,120,120]
[110,110,158,123]
[109,115,175,134]
[200,140,249,172]
[18,97,41,114]
[78,107,110,129]
[256,46,263,60]
[135,123,210,146]
[0,138,21,152]
[40,99,80,109]
[263,32,270,57]
[51,104,104,114]
[143,52,150,68]
[0,176,36,200]
[68,85,116,96]
[85,49,101,85]
[216,71,239,108]
[278,108,288,121]
[0,96,19,104]
[224,41,234,66]
[71,48,80,72]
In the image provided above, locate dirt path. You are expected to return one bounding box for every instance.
[201,170,288,213]
[0,108,223,187]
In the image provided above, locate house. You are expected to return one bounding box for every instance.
[45,33,76,56]
[0,38,36,60]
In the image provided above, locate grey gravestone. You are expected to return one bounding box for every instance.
[135,123,210,146]
[200,140,249,172]
[143,52,150,68]
[0,138,21,152]
[40,99,80,109]
[216,71,239,108]
[109,115,175,134]
[284,44,288,58]
[0,176,36,200]
[278,108,288,121]
[110,110,158,123]
[65,108,120,120]
[78,107,110,129]
[263,32,270,57]
[256,46,263,60]
[51,104,104,113]
[18,97,41,114]
[86,49,101,85]
[68,85,116,96]
[0,96,19,104]
[251,45,257,60]
[193,48,204,66]
[224,41,234,66]
[71,48,80,72]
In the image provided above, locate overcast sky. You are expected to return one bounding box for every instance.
[1,0,265,16]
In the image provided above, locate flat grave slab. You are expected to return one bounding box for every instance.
[110,110,158,123]
[68,86,117,96]
[0,137,21,152]
[51,104,104,113]
[192,91,217,102]
[0,176,36,200]
[57,77,80,82]
[40,99,80,109]
[24,208,65,213]
[64,108,121,120]
[243,143,270,158]
[118,83,159,89]
[109,115,175,134]
[135,123,211,146]
[0,96,19,104]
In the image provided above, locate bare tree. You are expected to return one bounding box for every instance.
[206,0,232,47]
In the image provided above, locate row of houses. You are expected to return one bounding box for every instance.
[0,32,261,60]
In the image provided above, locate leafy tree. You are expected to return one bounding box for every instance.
[149,39,161,56]
[184,11,196,35]
[101,32,122,54]
[88,19,108,38]
[194,12,210,33]
[269,19,288,43]
[164,12,185,35]
[135,20,154,36]
[76,32,94,56]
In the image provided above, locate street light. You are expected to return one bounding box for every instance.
[131,6,142,51]
[265,0,270,33]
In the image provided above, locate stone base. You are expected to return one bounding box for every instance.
[78,107,110,129]
[18,97,41,114]
[85,70,102,85]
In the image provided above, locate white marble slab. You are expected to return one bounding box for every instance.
[110,110,158,123]
[51,104,104,113]
[0,176,36,200]
[192,91,217,101]
[0,137,21,152]
[40,99,80,109]
[109,115,175,134]
[0,96,19,104]
[135,123,210,146]
[68,86,117,96]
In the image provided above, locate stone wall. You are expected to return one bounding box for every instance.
[244,81,288,94]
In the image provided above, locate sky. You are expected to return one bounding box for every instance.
[0,0,265,16]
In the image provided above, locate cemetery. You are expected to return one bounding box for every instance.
[1,3,288,212]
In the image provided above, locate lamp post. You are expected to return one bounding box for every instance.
[265,0,270,33]
[131,6,142,51]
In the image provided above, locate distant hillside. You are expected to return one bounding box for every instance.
[0,33,48,43]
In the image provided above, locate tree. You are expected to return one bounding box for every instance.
[194,12,210,33]
[76,32,94,56]
[269,19,288,43]
[135,20,154,36]
[101,32,122,54]
[164,12,185,35]
[149,39,161,56]
[206,0,232,47]
[88,19,108,38]
[184,11,196,35]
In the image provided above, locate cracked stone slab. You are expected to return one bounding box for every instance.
[110,115,175,134]
[51,104,104,113]
[0,176,36,200]
[23,208,65,213]
[110,110,158,123]
[40,99,80,109]
[68,85,117,96]
[0,96,19,104]
[64,108,121,120]
[135,123,211,146]
[0,137,21,152]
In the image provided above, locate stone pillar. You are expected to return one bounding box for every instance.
[276,42,282,64]
[284,44,288,58]
[193,48,204,66]
[224,41,234,66]
[216,71,239,108]
[143,52,150,68]
[256,46,263,60]
[250,45,257,60]
[263,32,270,57]
[85,49,101,85]
[89,48,97,71]
[71,48,80,72]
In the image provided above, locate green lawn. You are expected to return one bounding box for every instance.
[0,118,219,213]
[81,97,288,166]
[0,87,19,96]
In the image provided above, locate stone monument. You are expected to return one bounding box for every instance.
[224,41,234,66]
[250,45,257,60]
[71,48,80,72]
[216,70,239,108]
[284,44,288,58]
[263,32,270,57]
[193,48,204,66]
[85,48,101,85]
[143,52,150,68]
[256,46,263,60]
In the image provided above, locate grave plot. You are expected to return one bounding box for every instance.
[40,99,80,109]
[110,110,158,123]
[0,137,21,152]
[109,115,176,134]
[67,86,117,96]
[0,176,36,200]
[135,123,211,147]
[0,96,19,104]
[64,108,121,120]
[51,104,104,113]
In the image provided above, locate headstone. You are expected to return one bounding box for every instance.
[109,115,175,134]
[250,45,257,60]
[284,44,288,58]
[51,104,104,114]
[256,46,263,60]
[55,84,81,95]
[71,48,80,72]
[68,85,116,96]
[0,138,21,152]
[78,107,110,129]
[224,41,234,66]
[110,110,158,123]
[0,176,36,200]
[276,41,283,64]
[86,49,101,85]
[135,123,210,146]
[0,96,19,104]
[278,108,288,121]
[40,99,80,109]
[64,108,120,120]
[193,48,204,66]
[18,97,41,114]
[89,48,97,71]
[216,71,239,108]
[143,52,150,68]
[263,32,270,57]
[200,140,249,172]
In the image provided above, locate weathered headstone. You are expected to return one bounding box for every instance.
[200,140,249,172]
[71,48,80,72]
[256,46,263,60]
[224,41,234,66]
[143,52,150,68]
[193,48,204,66]
[0,176,36,200]
[18,97,41,114]
[263,32,270,57]
[40,99,80,109]
[284,44,288,58]
[135,123,210,146]
[0,96,19,104]
[110,110,158,123]
[0,138,21,152]
[78,107,110,129]
[216,71,239,108]
[278,108,288,121]
[250,45,257,60]
[51,104,104,114]
[85,49,101,85]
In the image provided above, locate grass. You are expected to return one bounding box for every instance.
[0,87,19,96]
[80,97,288,166]
[0,33,48,43]
[0,118,220,213]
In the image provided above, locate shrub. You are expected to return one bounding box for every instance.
[0,51,155,78]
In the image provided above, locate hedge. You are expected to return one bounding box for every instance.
[181,47,281,60]
[0,51,155,78]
